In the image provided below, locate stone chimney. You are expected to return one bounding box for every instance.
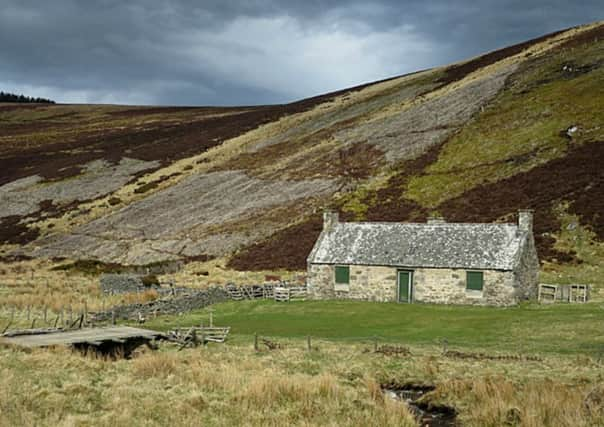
[518,209,534,233]
[323,210,339,231]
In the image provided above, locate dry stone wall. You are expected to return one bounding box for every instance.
[91,286,229,321]
[100,274,146,294]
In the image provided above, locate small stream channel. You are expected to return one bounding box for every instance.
[382,384,457,427]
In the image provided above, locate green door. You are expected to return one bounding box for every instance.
[398,270,412,303]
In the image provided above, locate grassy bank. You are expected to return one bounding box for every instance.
[1,337,603,426]
[141,300,604,356]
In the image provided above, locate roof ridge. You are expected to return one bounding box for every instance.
[336,221,517,226]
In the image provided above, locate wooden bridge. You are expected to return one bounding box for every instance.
[0,326,164,357]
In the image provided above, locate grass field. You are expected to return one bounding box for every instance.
[141,300,604,357]
[2,300,604,426]
[2,299,604,426]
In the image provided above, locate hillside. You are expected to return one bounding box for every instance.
[1,22,603,293]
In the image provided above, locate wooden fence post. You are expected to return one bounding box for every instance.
[307,335,311,352]
[373,336,378,352]
[254,332,259,351]
[2,309,14,334]
[84,302,88,326]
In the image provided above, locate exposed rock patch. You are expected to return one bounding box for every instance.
[336,64,518,162]
[32,171,337,264]
[0,158,159,218]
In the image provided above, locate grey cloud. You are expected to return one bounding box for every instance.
[0,1,602,105]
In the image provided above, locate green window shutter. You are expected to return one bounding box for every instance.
[466,271,484,291]
[335,266,350,284]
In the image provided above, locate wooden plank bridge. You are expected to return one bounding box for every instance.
[0,326,164,354]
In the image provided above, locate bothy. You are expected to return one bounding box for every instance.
[307,210,539,306]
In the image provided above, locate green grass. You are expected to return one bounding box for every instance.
[141,299,604,356]
[540,206,604,297]
[406,41,604,207]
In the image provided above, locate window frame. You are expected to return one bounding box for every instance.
[466,270,484,292]
[334,265,350,285]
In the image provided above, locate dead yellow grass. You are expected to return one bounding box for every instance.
[0,259,165,329]
[0,342,420,426]
[0,340,602,427]
[161,256,303,288]
[434,376,603,427]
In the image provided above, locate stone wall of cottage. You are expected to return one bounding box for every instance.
[512,236,540,300]
[308,263,518,306]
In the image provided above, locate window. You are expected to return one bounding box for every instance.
[466,271,484,291]
[335,266,350,284]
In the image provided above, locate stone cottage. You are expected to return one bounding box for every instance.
[307,210,539,306]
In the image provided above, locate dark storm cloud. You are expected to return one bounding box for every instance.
[0,1,602,105]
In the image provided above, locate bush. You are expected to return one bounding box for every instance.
[141,274,160,287]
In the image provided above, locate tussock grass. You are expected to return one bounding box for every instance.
[0,339,602,426]
[434,377,604,426]
[0,259,164,329]
[0,342,422,426]
[161,256,304,288]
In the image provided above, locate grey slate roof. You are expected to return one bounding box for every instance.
[307,222,529,271]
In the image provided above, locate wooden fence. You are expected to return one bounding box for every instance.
[0,304,98,335]
[538,283,590,303]
[226,283,306,302]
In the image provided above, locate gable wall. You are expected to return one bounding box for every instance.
[513,235,540,300]
[308,263,517,306]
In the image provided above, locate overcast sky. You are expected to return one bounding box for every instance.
[1,1,602,106]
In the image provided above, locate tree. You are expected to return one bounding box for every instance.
[0,91,55,104]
